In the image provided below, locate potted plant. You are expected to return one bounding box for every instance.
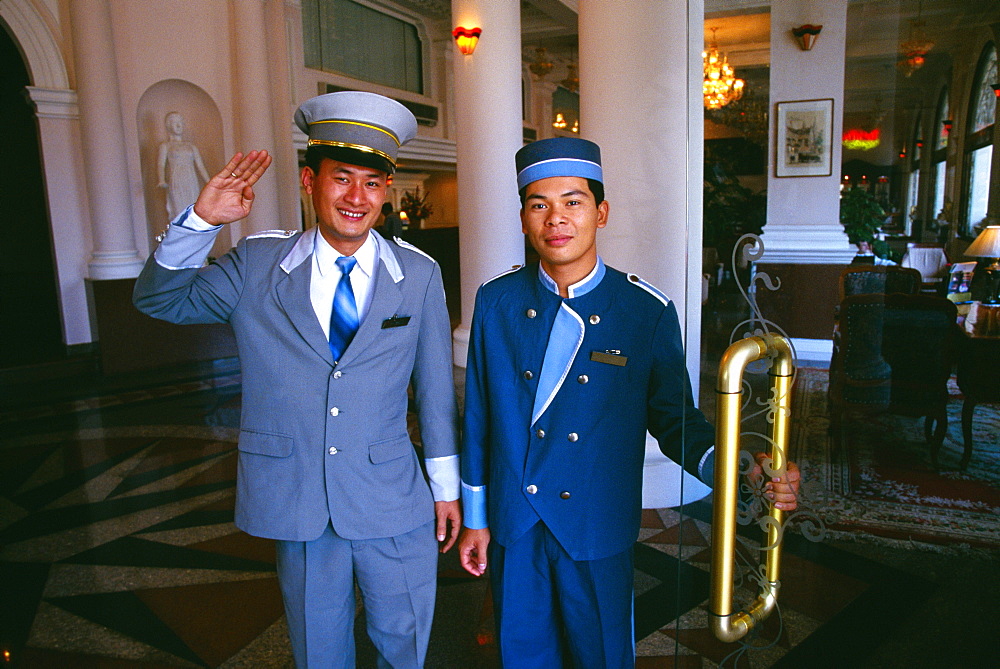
[839,186,897,262]
[399,189,433,228]
[703,165,766,275]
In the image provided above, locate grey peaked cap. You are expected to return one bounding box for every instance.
[294,91,418,169]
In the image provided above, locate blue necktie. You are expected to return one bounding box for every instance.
[329,256,359,363]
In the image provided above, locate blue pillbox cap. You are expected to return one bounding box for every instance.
[515,137,603,190]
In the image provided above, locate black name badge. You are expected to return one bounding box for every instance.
[382,315,411,329]
[590,350,627,366]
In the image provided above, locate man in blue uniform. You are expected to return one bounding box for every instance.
[457,137,799,667]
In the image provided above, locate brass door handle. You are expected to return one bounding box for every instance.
[709,334,794,642]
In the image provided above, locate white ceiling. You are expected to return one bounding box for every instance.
[519,0,1000,116]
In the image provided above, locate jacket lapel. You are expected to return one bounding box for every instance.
[275,257,335,365]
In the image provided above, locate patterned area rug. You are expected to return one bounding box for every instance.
[793,367,1000,549]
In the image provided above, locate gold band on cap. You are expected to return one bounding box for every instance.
[307,139,396,166]
[308,119,401,147]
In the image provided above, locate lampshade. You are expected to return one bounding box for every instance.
[965,226,1000,258]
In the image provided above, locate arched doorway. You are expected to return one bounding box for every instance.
[0,25,62,367]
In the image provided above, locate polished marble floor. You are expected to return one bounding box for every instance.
[2,327,997,666]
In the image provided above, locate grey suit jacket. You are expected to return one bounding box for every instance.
[134,221,459,543]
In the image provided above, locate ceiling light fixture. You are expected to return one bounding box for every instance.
[703,28,745,110]
[897,1,934,77]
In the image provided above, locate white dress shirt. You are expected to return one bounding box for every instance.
[310,230,377,338]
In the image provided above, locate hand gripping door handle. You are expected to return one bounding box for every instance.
[709,334,793,643]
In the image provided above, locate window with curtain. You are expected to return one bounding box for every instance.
[964,42,996,235]
[932,87,949,221]
[302,0,424,95]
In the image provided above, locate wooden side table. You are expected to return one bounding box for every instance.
[955,302,1000,470]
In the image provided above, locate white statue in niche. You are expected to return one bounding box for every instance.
[157,111,210,219]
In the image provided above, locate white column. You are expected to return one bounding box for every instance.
[763,0,853,264]
[232,0,283,235]
[578,0,704,386]
[451,0,525,366]
[25,87,94,345]
[69,0,144,280]
[265,0,302,230]
[532,80,558,141]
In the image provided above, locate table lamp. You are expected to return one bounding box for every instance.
[965,225,1000,304]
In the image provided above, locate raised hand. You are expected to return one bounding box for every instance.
[193,150,273,225]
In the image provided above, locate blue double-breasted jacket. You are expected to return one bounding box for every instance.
[462,263,714,561]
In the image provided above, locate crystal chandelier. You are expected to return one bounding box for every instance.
[703,28,745,110]
[897,1,934,77]
[529,48,554,79]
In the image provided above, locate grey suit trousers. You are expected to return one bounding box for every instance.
[275,520,439,668]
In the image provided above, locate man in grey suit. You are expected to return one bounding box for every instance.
[134,91,460,668]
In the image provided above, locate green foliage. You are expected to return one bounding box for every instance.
[400,189,433,220]
[703,166,766,265]
[839,186,885,245]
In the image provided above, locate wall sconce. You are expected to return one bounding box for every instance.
[942,119,954,135]
[916,137,925,149]
[452,26,482,55]
[992,83,1000,99]
[791,25,823,51]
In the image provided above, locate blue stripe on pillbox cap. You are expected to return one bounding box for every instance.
[515,137,603,190]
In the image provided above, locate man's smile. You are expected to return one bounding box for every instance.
[337,208,367,220]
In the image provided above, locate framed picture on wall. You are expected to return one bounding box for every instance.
[775,98,834,177]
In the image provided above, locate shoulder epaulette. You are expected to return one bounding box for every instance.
[245,230,297,240]
[393,237,437,263]
[626,273,671,307]
[482,264,523,287]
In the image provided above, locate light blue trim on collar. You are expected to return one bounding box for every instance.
[370,229,405,283]
[538,257,606,298]
[279,227,317,273]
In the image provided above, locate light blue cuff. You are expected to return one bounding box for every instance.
[175,205,218,232]
[153,206,222,270]
[698,447,715,485]
[425,454,460,502]
[461,481,488,529]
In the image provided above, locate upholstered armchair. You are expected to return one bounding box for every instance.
[900,243,950,294]
[828,293,959,468]
[838,265,922,302]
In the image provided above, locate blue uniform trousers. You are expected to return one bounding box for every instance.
[275,520,438,668]
[489,521,635,668]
